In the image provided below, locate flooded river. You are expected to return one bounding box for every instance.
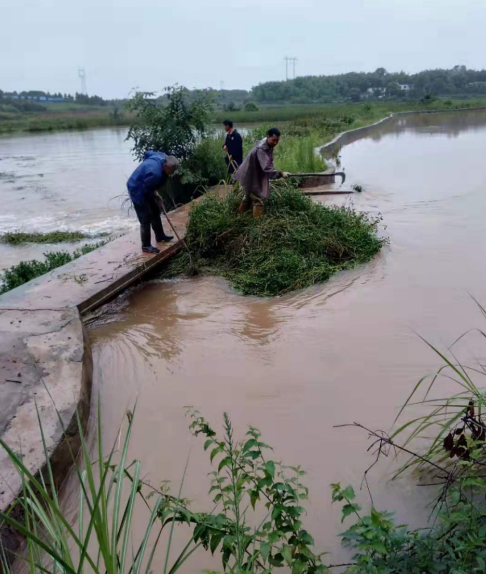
[82,110,486,567]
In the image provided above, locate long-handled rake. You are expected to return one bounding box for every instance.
[156,193,198,275]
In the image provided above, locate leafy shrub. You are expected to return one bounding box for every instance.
[126,86,213,161]
[177,137,229,186]
[244,101,259,112]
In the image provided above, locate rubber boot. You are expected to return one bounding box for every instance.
[238,199,251,214]
[253,204,265,218]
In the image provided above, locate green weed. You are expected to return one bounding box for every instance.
[163,183,385,296]
[0,231,107,245]
[0,241,107,294]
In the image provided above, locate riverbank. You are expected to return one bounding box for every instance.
[3,98,486,135]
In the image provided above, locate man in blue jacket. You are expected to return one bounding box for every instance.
[127,151,179,254]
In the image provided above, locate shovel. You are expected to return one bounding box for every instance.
[287,172,346,185]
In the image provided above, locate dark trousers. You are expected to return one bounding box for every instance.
[133,194,166,248]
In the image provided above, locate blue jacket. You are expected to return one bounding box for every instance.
[127,151,167,205]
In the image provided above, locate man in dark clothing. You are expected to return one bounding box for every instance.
[235,127,289,217]
[222,120,243,174]
[127,151,179,254]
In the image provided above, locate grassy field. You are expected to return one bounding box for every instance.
[2,98,486,135]
[213,98,486,124]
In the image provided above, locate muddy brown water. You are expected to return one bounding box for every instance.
[69,111,486,568]
[82,110,486,568]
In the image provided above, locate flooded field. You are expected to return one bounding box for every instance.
[82,110,486,567]
[0,128,137,271]
[0,125,254,272]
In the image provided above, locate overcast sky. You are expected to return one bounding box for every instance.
[2,0,485,98]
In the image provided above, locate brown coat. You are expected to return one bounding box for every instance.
[235,138,282,199]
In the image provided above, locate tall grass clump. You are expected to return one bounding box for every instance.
[330,298,486,572]
[0,404,207,574]
[0,241,107,294]
[163,183,385,296]
[274,135,326,173]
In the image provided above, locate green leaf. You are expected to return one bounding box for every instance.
[341,503,359,522]
[292,560,306,574]
[281,545,293,566]
[268,531,281,543]
[210,532,224,554]
[260,542,271,562]
[250,490,260,510]
[264,461,275,479]
[210,446,223,463]
[370,541,387,554]
[300,530,314,545]
[341,486,355,501]
[204,439,214,451]
[258,475,273,490]
[243,439,258,452]
[218,456,232,472]
[246,450,260,460]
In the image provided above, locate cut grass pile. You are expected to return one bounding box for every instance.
[0,230,108,245]
[163,183,385,296]
[0,241,107,294]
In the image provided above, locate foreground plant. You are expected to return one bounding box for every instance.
[0,403,203,574]
[186,409,328,574]
[0,398,328,574]
[332,299,486,573]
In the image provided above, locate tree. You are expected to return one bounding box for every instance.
[244,101,259,112]
[126,86,214,161]
[386,82,401,98]
[349,88,361,102]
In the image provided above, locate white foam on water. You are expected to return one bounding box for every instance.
[0,213,137,235]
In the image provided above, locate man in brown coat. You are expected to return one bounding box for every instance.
[235,127,289,217]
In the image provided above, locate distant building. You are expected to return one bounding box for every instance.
[367,87,386,94]
[366,87,386,99]
[398,84,413,91]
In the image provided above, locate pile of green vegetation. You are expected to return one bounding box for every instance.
[0,241,106,294]
[163,184,384,296]
[0,230,107,245]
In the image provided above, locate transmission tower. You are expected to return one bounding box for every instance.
[284,57,297,80]
[291,57,298,79]
[78,68,87,95]
[284,56,290,81]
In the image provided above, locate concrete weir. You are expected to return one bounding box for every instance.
[0,191,218,557]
